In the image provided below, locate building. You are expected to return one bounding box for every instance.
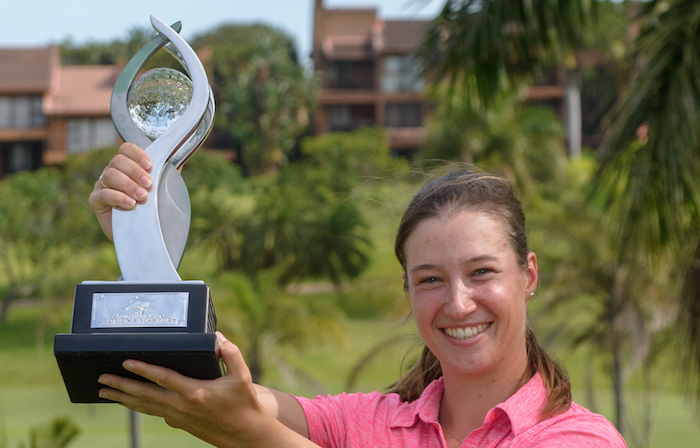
[311,0,591,157]
[311,0,431,157]
[0,47,121,176]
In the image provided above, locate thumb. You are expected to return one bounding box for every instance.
[216,332,252,382]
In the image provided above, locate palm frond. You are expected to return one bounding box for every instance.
[420,0,593,106]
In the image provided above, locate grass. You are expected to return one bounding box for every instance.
[2,301,700,447]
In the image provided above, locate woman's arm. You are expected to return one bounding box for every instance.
[90,146,317,447]
[97,332,316,448]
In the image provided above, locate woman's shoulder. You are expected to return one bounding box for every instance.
[294,389,404,416]
[522,402,627,447]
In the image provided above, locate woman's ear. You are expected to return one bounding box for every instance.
[525,251,539,295]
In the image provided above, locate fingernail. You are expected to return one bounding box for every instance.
[98,376,109,386]
[216,331,227,343]
[141,158,152,170]
[123,360,135,370]
[98,390,107,399]
[140,176,152,188]
[135,188,147,199]
[125,197,136,208]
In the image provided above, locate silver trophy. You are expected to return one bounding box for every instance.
[54,16,220,403]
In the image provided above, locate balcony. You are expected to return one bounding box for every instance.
[323,60,375,90]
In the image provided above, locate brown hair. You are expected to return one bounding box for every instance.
[388,170,571,420]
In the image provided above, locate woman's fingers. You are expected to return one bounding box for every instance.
[101,162,150,206]
[88,143,153,240]
[118,142,153,173]
[102,143,153,202]
[97,371,177,416]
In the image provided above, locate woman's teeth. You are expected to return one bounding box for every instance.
[444,323,490,340]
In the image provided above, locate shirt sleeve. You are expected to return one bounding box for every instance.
[294,391,385,448]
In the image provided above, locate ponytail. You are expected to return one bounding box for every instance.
[525,327,572,419]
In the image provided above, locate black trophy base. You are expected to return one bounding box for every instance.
[54,281,221,403]
[54,332,222,403]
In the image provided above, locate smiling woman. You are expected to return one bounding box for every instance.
[89,150,627,447]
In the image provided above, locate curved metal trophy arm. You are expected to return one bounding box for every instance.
[161,43,216,168]
[111,15,212,282]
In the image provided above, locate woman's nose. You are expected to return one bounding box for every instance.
[443,281,477,317]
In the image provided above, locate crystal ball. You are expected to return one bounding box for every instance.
[127,68,193,139]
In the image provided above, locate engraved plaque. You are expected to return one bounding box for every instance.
[91,292,189,328]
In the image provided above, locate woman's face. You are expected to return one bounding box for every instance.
[404,209,538,378]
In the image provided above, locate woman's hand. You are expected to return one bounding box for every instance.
[96,332,313,448]
[88,143,153,241]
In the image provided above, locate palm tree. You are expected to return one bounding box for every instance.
[528,157,678,442]
[592,0,700,400]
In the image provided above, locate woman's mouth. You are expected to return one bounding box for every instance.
[443,322,491,340]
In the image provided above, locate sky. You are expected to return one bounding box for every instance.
[2,0,443,62]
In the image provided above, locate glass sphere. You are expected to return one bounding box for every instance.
[127,68,193,139]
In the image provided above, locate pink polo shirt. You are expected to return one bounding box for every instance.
[294,373,627,447]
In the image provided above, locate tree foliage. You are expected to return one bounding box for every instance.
[420,0,592,106]
[192,24,318,175]
[528,156,679,441]
[595,0,700,256]
[422,84,567,195]
[185,129,397,382]
[60,26,177,69]
[587,0,700,404]
[0,149,116,323]
[16,417,80,448]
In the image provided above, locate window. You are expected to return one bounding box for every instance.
[385,103,422,128]
[328,106,352,131]
[0,97,11,128]
[0,141,43,176]
[66,118,119,154]
[327,105,375,132]
[381,56,424,93]
[9,143,33,172]
[0,96,46,129]
[325,61,374,89]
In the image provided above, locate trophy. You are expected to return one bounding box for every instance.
[54,16,221,403]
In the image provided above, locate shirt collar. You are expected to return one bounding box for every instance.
[389,377,444,428]
[388,373,547,435]
[495,372,547,435]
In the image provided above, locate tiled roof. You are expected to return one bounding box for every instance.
[382,20,430,53]
[0,46,58,94]
[44,65,120,116]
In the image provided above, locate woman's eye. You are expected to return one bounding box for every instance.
[420,276,440,284]
[474,268,492,276]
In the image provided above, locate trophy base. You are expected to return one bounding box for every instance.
[53,281,221,403]
[54,332,222,403]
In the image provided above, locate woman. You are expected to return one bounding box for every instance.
[90,143,626,447]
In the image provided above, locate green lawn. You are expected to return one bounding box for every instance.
[2,306,699,448]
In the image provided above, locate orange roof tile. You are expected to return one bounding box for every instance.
[44,65,120,116]
[0,46,58,94]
